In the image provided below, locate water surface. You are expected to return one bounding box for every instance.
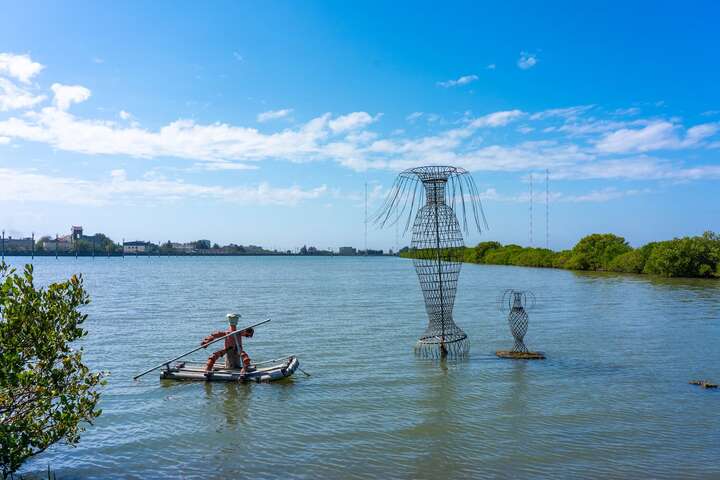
[8,256,720,479]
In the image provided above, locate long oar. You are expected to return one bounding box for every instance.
[133,319,271,380]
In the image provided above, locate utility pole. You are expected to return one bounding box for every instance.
[395,219,399,255]
[545,169,550,249]
[364,182,368,256]
[529,173,533,247]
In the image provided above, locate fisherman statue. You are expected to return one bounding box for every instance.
[201,313,255,376]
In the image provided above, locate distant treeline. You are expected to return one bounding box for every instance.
[400,232,720,279]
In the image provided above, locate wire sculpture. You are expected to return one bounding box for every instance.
[497,289,544,359]
[375,166,487,358]
[500,289,535,352]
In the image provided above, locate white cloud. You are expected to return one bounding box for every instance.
[530,105,594,120]
[0,53,44,83]
[3,54,719,187]
[0,168,327,207]
[51,83,91,110]
[0,78,46,111]
[257,108,293,122]
[469,109,524,128]
[198,161,259,171]
[233,52,244,62]
[475,186,650,204]
[549,156,720,181]
[0,108,334,165]
[517,52,538,70]
[454,141,592,173]
[686,123,720,143]
[612,107,640,116]
[425,113,441,123]
[561,187,650,203]
[486,64,496,70]
[406,112,424,123]
[437,74,478,88]
[557,118,649,136]
[595,121,719,153]
[328,112,379,133]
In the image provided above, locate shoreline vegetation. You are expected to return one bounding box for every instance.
[399,232,720,279]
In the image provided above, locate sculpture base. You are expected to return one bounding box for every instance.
[495,350,545,360]
[415,337,469,358]
[690,380,718,389]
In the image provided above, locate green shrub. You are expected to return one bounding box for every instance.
[551,250,572,268]
[569,233,632,271]
[401,231,720,279]
[643,233,720,277]
[473,241,502,262]
[0,263,105,478]
[510,248,556,268]
[608,250,645,273]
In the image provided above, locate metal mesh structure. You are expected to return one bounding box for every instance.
[500,290,536,353]
[375,166,487,358]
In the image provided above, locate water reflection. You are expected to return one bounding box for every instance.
[572,269,720,290]
[203,382,252,429]
[15,257,720,479]
[410,357,466,479]
[504,361,529,416]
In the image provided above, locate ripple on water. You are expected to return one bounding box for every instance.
[7,256,719,479]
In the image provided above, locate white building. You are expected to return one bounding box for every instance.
[123,241,151,254]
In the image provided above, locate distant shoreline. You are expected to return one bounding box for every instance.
[400,232,720,279]
[1,252,395,258]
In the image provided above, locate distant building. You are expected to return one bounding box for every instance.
[358,249,384,256]
[43,235,72,252]
[71,226,83,240]
[3,236,33,252]
[123,241,152,254]
[339,246,357,256]
[170,242,195,253]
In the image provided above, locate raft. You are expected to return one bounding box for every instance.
[159,356,300,383]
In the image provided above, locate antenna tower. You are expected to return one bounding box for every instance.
[529,173,533,246]
[364,182,368,255]
[545,169,549,249]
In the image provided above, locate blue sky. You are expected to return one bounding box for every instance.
[1,1,719,251]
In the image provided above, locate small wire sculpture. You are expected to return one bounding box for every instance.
[497,289,543,359]
[375,166,487,358]
[500,289,535,353]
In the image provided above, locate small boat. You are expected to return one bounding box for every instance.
[159,355,300,383]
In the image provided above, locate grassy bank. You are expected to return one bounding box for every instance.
[400,232,720,279]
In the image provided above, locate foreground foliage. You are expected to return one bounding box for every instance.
[0,263,104,478]
[401,232,720,278]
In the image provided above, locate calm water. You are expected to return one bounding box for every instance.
[7,256,720,479]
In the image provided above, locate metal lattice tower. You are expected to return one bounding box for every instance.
[375,166,487,358]
[364,182,368,255]
[529,172,533,246]
[545,169,549,249]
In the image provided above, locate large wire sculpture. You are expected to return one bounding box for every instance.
[375,166,487,358]
[497,289,544,359]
